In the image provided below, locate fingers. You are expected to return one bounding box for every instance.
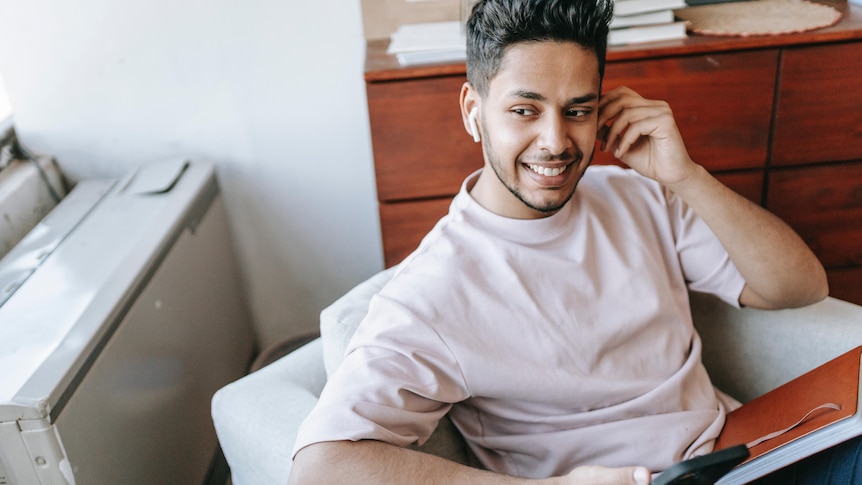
[596,85,633,127]
[603,105,671,158]
[598,86,696,185]
[597,85,644,127]
[565,465,651,485]
[598,86,672,158]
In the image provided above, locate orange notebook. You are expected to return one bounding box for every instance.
[713,346,862,484]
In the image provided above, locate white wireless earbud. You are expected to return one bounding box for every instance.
[468,107,481,143]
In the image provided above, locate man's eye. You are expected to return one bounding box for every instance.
[567,109,591,118]
[512,108,537,116]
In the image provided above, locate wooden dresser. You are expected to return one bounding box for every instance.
[364,1,862,305]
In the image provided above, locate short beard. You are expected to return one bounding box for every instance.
[483,136,586,215]
[513,185,576,214]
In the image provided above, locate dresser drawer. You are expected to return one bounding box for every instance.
[827,267,862,306]
[767,163,862,268]
[367,76,482,202]
[772,41,862,166]
[367,49,778,202]
[715,170,764,204]
[379,197,452,266]
[600,50,777,171]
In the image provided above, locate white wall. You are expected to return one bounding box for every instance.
[0,0,384,348]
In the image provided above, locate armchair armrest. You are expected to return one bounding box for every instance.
[212,338,326,484]
[692,293,862,403]
[212,272,862,484]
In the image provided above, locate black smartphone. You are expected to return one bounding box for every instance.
[652,444,750,485]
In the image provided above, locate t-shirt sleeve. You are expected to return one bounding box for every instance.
[665,188,746,308]
[292,295,470,458]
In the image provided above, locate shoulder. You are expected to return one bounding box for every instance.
[583,165,662,192]
[579,165,671,211]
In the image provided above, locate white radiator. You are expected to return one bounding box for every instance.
[0,160,255,484]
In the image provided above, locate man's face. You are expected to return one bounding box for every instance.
[466,41,601,219]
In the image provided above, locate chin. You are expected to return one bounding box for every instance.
[519,188,577,215]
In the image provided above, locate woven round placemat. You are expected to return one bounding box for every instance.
[675,0,843,37]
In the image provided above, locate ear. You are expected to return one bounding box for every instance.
[460,82,481,143]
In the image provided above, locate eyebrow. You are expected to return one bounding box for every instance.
[508,90,598,105]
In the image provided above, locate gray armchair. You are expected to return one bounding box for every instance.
[212,267,862,484]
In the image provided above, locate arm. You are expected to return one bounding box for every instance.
[289,440,650,485]
[597,86,828,309]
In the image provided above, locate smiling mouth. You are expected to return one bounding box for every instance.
[526,163,570,177]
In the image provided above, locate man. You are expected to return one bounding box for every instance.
[289,0,829,483]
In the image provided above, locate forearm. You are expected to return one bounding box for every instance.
[290,440,650,485]
[289,440,544,485]
[667,164,828,309]
[599,86,827,308]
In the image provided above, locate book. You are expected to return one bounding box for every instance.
[387,21,467,66]
[610,10,675,29]
[395,49,467,66]
[608,21,687,46]
[713,346,862,484]
[614,0,687,16]
[387,21,465,54]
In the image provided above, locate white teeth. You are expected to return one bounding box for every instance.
[528,164,568,177]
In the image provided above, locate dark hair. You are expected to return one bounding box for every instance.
[466,0,613,97]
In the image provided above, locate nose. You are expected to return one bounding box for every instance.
[537,113,572,158]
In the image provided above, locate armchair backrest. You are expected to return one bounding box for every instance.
[321,268,862,404]
[320,267,398,378]
[691,292,862,402]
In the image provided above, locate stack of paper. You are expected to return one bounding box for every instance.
[609,0,688,46]
[683,0,751,4]
[387,21,467,66]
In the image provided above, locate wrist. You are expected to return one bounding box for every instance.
[664,162,709,196]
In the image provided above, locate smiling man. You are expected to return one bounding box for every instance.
[464,40,600,219]
[287,1,830,484]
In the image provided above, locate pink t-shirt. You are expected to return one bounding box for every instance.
[294,166,745,478]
